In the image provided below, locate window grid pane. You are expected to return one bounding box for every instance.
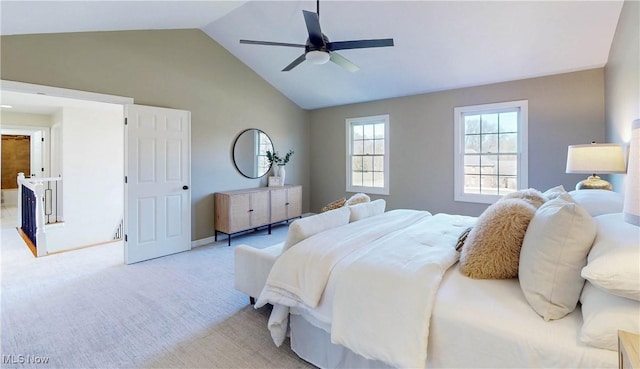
[348,117,388,194]
[462,109,521,197]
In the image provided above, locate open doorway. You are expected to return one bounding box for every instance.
[0,82,131,252]
[1,124,50,229]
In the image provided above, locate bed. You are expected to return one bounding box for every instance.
[245,187,639,369]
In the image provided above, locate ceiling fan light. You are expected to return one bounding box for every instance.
[306,50,330,65]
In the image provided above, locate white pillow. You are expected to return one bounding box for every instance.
[581,213,640,301]
[543,185,571,201]
[282,207,350,252]
[349,199,386,222]
[345,193,370,206]
[519,198,597,320]
[569,190,624,217]
[580,282,640,351]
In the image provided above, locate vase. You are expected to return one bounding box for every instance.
[277,165,286,185]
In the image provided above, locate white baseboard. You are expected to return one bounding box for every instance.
[192,215,311,249]
[191,236,216,248]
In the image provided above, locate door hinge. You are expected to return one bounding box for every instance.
[124,234,128,242]
[125,176,128,183]
[41,168,44,172]
[124,118,128,126]
[41,137,45,142]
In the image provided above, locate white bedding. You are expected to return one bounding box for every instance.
[257,210,476,369]
[330,213,476,368]
[289,263,617,369]
[256,209,431,310]
[426,264,617,368]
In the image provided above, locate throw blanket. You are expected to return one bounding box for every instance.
[256,210,431,309]
[331,213,476,368]
[257,210,476,369]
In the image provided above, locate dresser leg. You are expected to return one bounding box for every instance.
[228,234,231,246]
[250,297,255,305]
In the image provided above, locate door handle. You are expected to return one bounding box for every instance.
[182,185,189,190]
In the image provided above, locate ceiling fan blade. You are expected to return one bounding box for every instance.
[328,39,394,51]
[330,52,359,73]
[240,40,306,48]
[302,10,324,46]
[282,54,307,72]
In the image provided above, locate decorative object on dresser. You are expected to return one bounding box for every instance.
[214,185,302,245]
[268,176,282,187]
[565,142,627,190]
[266,149,294,185]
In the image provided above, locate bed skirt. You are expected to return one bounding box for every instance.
[290,313,393,369]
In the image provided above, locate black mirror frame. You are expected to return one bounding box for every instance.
[232,128,274,179]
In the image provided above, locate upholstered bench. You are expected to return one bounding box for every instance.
[233,198,386,304]
[234,242,284,304]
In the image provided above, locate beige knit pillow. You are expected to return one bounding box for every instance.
[460,198,537,279]
[500,188,547,209]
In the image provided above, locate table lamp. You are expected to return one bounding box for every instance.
[566,142,626,190]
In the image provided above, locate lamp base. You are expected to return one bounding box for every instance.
[575,175,613,190]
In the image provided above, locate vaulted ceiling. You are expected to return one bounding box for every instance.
[1,1,624,110]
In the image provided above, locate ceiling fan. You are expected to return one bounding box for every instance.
[239,0,394,72]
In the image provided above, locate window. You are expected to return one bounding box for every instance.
[346,115,389,195]
[454,100,528,204]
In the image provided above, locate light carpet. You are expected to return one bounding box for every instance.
[0,218,315,369]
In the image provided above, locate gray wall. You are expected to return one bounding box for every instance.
[309,69,605,216]
[605,0,640,192]
[0,29,310,241]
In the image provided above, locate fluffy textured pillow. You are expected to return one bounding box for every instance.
[568,189,624,217]
[321,197,346,213]
[519,198,597,320]
[459,199,536,279]
[580,282,640,351]
[581,213,640,301]
[345,193,370,206]
[349,199,386,222]
[282,206,350,252]
[500,188,547,208]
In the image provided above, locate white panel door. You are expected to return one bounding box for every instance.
[124,104,191,264]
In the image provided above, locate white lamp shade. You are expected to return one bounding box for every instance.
[624,120,639,226]
[306,50,330,65]
[566,143,627,174]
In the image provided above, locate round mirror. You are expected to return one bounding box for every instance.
[232,129,274,178]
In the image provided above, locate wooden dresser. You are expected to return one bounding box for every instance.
[214,185,302,245]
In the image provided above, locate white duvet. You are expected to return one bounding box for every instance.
[257,210,476,369]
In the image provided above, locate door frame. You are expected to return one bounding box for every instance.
[1,80,136,257]
[1,125,50,178]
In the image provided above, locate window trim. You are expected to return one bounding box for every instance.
[345,114,390,195]
[454,100,528,204]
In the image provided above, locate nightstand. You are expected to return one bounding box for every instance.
[619,330,640,369]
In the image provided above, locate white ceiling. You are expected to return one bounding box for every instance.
[0,1,624,110]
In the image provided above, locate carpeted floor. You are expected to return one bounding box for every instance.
[0,214,315,369]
